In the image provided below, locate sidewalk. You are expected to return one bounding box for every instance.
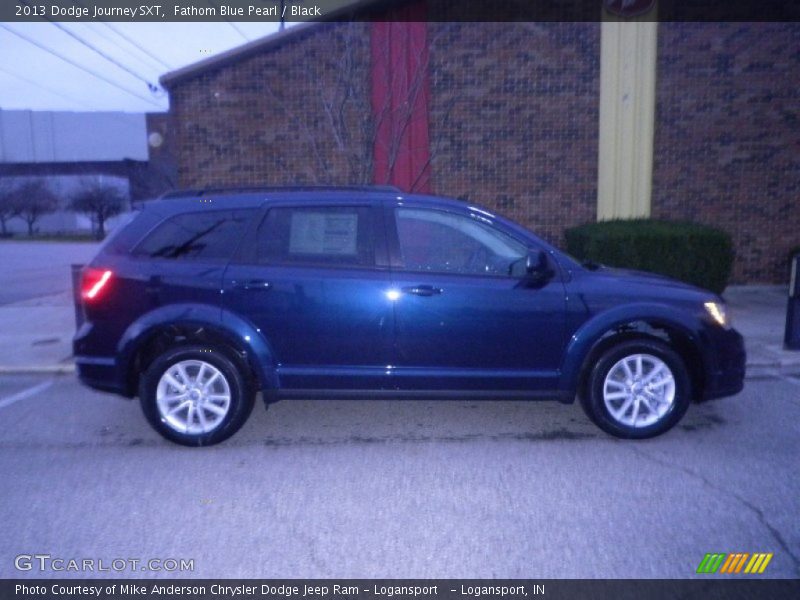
[0,282,798,379]
[0,290,77,374]
[0,240,97,374]
[722,285,800,378]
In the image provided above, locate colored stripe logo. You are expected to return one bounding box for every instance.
[697,553,773,574]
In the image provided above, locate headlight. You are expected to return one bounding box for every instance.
[704,301,729,328]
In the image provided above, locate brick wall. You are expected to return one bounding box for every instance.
[168,22,600,247]
[653,23,800,284]
[169,23,372,188]
[427,22,600,245]
[167,21,800,283]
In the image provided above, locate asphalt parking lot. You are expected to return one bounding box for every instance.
[1,372,798,579]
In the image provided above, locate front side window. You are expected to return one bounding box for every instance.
[396,208,528,276]
[257,206,374,267]
[135,209,254,261]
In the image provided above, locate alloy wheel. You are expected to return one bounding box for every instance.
[602,353,676,428]
[155,359,232,434]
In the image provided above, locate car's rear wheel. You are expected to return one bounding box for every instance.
[580,339,691,439]
[139,345,254,446]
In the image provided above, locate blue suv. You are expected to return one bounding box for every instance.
[73,186,745,445]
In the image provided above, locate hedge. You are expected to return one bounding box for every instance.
[564,219,734,294]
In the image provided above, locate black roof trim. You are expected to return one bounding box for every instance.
[158,185,402,199]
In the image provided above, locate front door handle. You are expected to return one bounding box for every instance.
[402,285,443,297]
[234,280,272,291]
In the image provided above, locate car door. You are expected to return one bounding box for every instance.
[386,204,568,392]
[222,201,394,389]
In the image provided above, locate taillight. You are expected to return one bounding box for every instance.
[81,268,113,301]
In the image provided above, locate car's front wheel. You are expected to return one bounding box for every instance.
[139,345,254,446]
[580,339,691,439]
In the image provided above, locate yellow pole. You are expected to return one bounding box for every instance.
[597,7,658,220]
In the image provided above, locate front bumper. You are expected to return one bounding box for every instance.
[699,326,746,401]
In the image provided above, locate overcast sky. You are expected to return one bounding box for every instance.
[0,22,287,113]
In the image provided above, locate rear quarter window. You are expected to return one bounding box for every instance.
[95,210,140,255]
[134,209,254,261]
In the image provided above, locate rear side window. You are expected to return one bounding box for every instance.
[135,210,254,261]
[256,206,374,267]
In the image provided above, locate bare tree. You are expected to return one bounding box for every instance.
[266,22,373,185]
[0,179,22,236]
[10,180,59,236]
[267,23,455,191]
[69,178,128,239]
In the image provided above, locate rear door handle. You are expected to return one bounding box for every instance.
[234,280,272,291]
[402,285,443,297]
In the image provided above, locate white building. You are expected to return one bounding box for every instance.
[0,109,165,235]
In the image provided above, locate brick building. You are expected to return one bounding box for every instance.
[160,11,800,284]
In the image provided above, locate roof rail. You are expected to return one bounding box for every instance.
[158,185,402,199]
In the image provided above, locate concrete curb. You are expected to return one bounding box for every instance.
[0,364,76,375]
[745,364,800,380]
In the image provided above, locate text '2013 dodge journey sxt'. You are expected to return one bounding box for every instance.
[73,186,745,446]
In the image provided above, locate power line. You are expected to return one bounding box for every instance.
[75,21,167,76]
[17,0,162,92]
[45,21,163,93]
[0,66,94,109]
[99,22,175,71]
[67,1,174,72]
[0,24,163,108]
[0,66,166,133]
[227,22,250,42]
[202,1,250,42]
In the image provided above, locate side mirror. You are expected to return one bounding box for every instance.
[524,250,554,286]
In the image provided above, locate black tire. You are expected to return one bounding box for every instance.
[579,338,691,439]
[139,345,255,447]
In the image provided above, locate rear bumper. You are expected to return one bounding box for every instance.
[74,355,131,397]
[73,318,132,397]
[699,326,746,401]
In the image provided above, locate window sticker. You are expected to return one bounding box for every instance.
[289,212,358,256]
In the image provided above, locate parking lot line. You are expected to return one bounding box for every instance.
[0,380,53,409]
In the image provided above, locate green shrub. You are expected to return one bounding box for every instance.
[564,219,734,294]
